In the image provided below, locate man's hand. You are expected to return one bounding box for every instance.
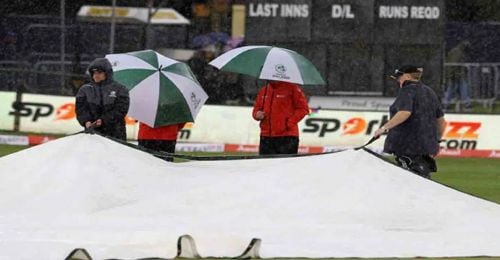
[374,126,389,138]
[255,111,265,120]
[85,121,93,128]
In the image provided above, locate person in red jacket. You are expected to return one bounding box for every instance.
[252,80,309,155]
[138,122,186,161]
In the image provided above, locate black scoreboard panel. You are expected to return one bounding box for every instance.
[243,0,445,96]
[311,0,374,43]
[245,0,312,43]
[373,0,445,44]
[326,43,383,93]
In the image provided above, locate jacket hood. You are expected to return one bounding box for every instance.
[88,58,114,83]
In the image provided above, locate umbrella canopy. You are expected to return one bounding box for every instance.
[209,45,325,85]
[106,50,208,127]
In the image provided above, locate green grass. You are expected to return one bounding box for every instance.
[433,157,500,203]
[0,144,28,157]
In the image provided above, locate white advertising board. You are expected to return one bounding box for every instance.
[2,93,139,139]
[0,91,16,131]
[308,96,395,111]
[177,105,260,145]
[2,93,500,153]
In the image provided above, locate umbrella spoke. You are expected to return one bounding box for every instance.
[209,45,326,86]
[114,69,157,90]
[128,72,161,126]
[156,54,180,70]
[220,47,270,77]
[107,54,156,71]
[127,50,159,68]
[106,50,208,127]
[163,72,208,118]
[163,63,201,85]
[289,52,326,85]
[155,75,193,126]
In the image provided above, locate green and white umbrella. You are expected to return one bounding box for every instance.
[209,45,325,85]
[106,50,208,127]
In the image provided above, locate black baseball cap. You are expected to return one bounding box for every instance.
[390,65,423,79]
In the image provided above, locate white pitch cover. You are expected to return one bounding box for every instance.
[0,134,500,259]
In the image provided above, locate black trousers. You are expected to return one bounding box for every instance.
[139,139,176,161]
[259,136,299,155]
[395,154,437,178]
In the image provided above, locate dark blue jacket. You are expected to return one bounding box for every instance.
[384,80,444,156]
[76,58,130,140]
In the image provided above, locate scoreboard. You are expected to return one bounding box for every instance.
[244,0,445,96]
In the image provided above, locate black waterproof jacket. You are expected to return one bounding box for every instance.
[75,58,130,140]
[384,80,444,156]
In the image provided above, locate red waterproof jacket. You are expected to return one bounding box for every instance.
[252,81,309,137]
[138,122,185,141]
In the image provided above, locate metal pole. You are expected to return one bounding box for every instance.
[110,0,117,53]
[144,0,154,49]
[60,0,66,90]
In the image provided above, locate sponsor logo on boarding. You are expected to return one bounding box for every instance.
[272,64,290,80]
[303,116,482,151]
[53,102,136,125]
[178,122,193,140]
[235,144,259,153]
[176,143,224,152]
[9,101,137,125]
[0,134,29,146]
[438,149,462,156]
[9,101,53,122]
[302,115,389,137]
[440,121,481,150]
[489,150,500,158]
[55,103,76,120]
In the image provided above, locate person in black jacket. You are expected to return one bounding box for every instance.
[76,58,130,140]
[374,65,446,178]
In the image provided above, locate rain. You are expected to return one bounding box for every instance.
[1,0,500,259]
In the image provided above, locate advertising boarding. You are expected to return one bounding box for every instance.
[1,92,499,157]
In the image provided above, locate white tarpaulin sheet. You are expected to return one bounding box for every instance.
[0,134,499,259]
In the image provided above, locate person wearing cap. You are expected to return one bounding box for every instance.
[252,80,309,155]
[76,58,130,140]
[373,65,446,178]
